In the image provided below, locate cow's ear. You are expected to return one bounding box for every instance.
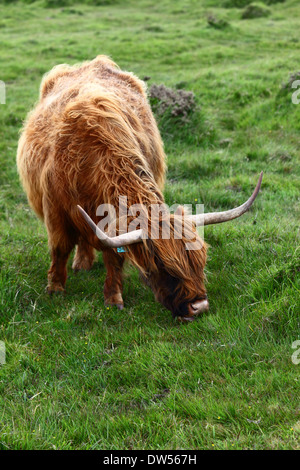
[174,205,185,217]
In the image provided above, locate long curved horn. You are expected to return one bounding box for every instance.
[77,205,144,248]
[191,172,263,226]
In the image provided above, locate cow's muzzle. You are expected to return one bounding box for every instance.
[178,297,209,322]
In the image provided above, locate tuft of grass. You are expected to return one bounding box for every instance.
[241,2,271,19]
[149,83,216,146]
[207,14,230,30]
[222,0,284,7]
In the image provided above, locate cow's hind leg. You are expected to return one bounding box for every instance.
[102,249,125,310]
[44,201,76,294]
[47,244,74,294]
[72,237,95,273]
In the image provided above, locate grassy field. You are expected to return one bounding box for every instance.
[0,0,299,450]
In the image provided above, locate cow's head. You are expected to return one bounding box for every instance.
[77,172,262,322]
[137,214,209,321]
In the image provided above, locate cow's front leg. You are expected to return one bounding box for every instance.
[102,249,125,310]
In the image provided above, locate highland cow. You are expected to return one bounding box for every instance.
[17,56,262,321]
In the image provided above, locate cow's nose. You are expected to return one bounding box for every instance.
[179,298,209,322]
[191,299,209,315]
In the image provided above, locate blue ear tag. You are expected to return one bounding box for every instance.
[117,246,128,253]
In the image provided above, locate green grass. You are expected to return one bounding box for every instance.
[0,0,299,450]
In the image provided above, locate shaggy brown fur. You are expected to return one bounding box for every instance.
[17,55,207,318]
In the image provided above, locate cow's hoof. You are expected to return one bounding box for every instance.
[104,293,124,310]
[46,283,65,295]
[105,301,124,311]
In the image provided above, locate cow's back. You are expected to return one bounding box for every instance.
[17,55,166,222]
